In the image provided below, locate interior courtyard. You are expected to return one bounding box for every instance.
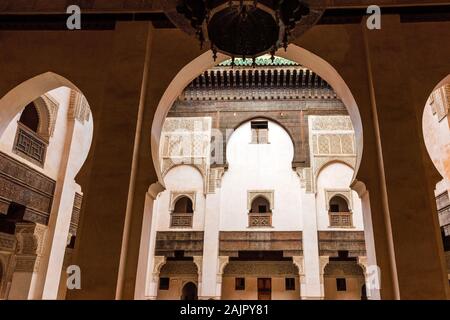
[0,0,449,300]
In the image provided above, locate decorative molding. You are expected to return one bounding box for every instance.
[292,256,305,275]
[247,190,274,211]
[14,222,48,272]
[152,256,166,282]
[217,256,230,275]
[311,116,353,131]
[319,256,329,284]
[314,156,356,176]
[223,261,299,277]
[182,64,336,102]
[0,151,55,225]
[324,261,365,277]
[357,256,368,274]
[155,231,204,257]
[33,94,59,140]
[429,84,450,121]
[169,191,196,212]
[68,90,91,123]
[325,189,353,211]
[292,256,305,285]
[219,231,302,257]
[69,192,82,236]
[0,232,16,252]
[160,117,211,194]
[317,231,366,257]
[207,167,226,193]
[193,256,203,276]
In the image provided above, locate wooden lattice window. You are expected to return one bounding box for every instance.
[170,196,194,228]
[249,196,272,227]
[13,102,48,166]
[328,195,353,228]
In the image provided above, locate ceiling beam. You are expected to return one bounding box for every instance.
[1,0,450,14]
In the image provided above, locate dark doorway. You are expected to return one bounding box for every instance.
[19,102,39,132]
[257,278,272,300]
[181,282,198,300]
[361,284,368,300]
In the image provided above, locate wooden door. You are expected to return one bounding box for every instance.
[257,278,271,300]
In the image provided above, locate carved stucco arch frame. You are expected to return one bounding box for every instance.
[169,192,196,212]
[31,94,59,141]
[247,190,274,212]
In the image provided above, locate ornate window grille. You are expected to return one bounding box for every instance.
[329,211,353,228]
[248,213,272,227]
[13,123,47,166]
[170,213,193,228]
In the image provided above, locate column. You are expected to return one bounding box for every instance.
[33,99,81,299]
[300,191,322,299]
[199,192,221,299]
[134,183,164,299]
[65,22,153,300]
[8,223,47,299]
[364,16,449,299]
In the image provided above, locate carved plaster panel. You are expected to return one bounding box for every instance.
[223,261,299,277]
[169,191,196,212]
[325,189,353,210]
[247,190,274,211]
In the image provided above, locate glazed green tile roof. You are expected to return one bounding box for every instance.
[219,54,299,67]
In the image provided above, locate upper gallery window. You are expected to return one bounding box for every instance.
[170,196,194,228]
[13,102,48,166]
[249,196,272,227]
[251,120,269,144]
[328,195,353,228]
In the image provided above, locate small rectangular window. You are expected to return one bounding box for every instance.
[159,277,170,290]
[336,278,347,291]
[235,277,245,291]
[285,278,295,291]
[251,121,269,144]
[258,205,267,213]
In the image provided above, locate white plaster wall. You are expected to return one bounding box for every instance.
[156,165,206,230]
[220,120,303,230]
[316,162,364,231]
[423,101,450,186]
